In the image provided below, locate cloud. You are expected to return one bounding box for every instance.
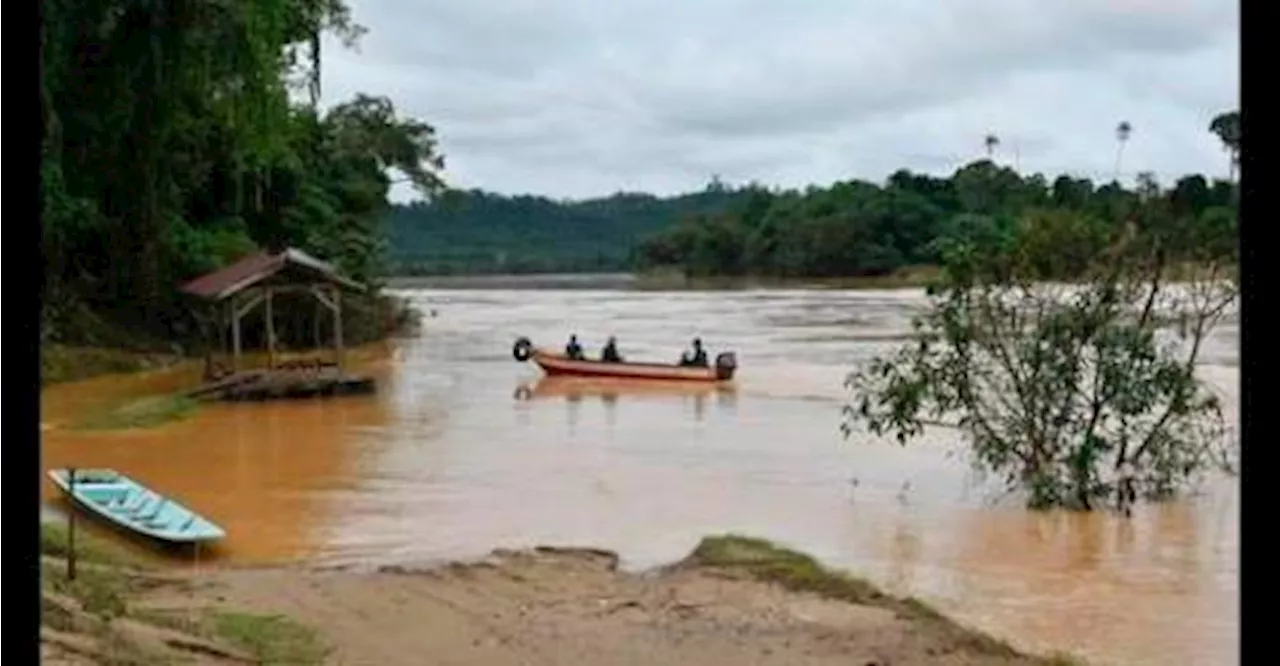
[320,0,1240,199]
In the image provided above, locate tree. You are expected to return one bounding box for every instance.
[39,0,444,348]
[842,209,1237,512]
[1051,175,1093,210]
[1208,111,1240,182]
[1115,121,1133,181]
[984,134,1000,159]
[1169,175,1212,219]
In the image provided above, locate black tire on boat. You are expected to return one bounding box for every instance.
[513,337,534,362]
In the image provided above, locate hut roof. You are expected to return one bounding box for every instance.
[180,248,364,301]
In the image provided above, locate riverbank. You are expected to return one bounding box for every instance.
[41,344,186,387]
[632,265,943,291]
[386,266,942,292]
[387,261,1236,293]
[40,524,1082,666]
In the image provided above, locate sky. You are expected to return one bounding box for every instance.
[319,0,1240,201]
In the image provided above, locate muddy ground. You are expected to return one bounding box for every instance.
[40,532,1080,666]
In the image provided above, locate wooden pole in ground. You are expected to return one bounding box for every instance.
[265,287,276,370]
[231,300,242,373]
[67,468,77,581]
[333,286,345,375]
[313,289,322,351]
[220,302,229,374]
[202,307,214,380]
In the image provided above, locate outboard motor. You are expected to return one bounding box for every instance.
[714,352,738,381]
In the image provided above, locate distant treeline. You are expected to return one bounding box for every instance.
[384,114,1238,279]
[636,161,1238,279]
[381,184,751,275]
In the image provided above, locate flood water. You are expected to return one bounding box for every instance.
[41,286,1239,666]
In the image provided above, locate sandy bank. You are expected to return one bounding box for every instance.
[41,530,1081,666]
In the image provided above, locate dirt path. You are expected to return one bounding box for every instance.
[124,541,1071,666]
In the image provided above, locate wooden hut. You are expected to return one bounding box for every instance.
[180,248,376,401]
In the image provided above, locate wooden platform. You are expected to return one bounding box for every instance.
[186,367,377,402]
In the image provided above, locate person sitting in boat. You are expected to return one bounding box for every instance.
[565,334,585,360]
[601,336,623,363]
[680,338,709,367]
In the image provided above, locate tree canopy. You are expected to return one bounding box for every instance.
[41,0,445,348]
[630,160,1236,281]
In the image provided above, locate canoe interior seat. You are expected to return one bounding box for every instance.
[139,499,168,522]
[110,493,143,512]
[143,507,196,533]
[119,494,156,515]
[80,487,127,504]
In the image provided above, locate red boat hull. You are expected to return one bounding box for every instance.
[531,351,734,382]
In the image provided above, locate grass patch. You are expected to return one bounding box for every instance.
[210,611,328,665]
[130,608,209,636]
[41,522,136,567]
[93,624,170,666]
[687,534,888,604]
[40,523,151,620]
[42,344,180,387]
[74,394,199,431]
[43,562,130,619]
[687,534,1083,663]
[42,593,82,632]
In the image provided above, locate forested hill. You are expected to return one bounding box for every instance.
[635,157,1239,279]
[382,137,1239,279]
[381,184,753,275]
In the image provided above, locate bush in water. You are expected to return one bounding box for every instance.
[842,205,1238,512]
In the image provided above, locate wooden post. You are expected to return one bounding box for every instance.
[265,287,276,370]
[313,294,322,350]
[231,300,242,372]
[333,286,345,374]
[231,290,265,373]
[220,302,230,372]
[67,468,78,581]
[202,307,215,380]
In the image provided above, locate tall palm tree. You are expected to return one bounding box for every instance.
[1114,121,1132,182]
[1208,111,1240,183]
[983,134,1000,160]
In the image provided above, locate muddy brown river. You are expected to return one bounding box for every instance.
[41,286,1239,666]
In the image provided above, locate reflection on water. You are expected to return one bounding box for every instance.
[40,287,1238,666]
[513,376,739,424]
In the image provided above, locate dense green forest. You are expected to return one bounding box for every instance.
[381,181,750,275]
[384,115,1239,279]
[635,154,1238,279]
[40,0,444,353]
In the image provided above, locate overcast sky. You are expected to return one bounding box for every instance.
[320,0,1239,201]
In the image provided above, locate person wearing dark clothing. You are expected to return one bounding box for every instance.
[680,337,709,367]
[565,334,585,360]
[601,336,623,363]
